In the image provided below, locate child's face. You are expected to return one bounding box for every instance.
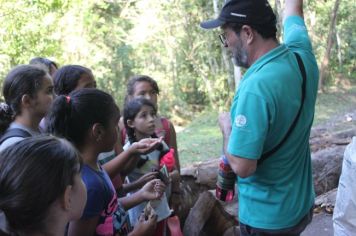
[74,73,96,91]
[132,81,158,107]
[130,105,157,137]
[32,75,54,117]
[101,111,120,152]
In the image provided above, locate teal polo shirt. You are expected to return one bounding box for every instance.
[227,16,319,229]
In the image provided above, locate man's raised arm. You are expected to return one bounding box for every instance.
[284,0,304,21]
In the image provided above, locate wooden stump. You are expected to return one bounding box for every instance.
[178,159,220,225]
[183,191,238,236]
[312,146,346,195]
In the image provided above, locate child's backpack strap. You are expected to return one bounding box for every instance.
[0,128,32,145]
[160,118,170,145]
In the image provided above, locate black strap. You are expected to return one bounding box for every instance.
[0,128,32,145]
[257,52,307,166]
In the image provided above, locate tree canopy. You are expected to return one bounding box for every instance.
[0,0,354,122]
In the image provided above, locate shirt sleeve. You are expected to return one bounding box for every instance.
[81,173,106,219]
[283,15,313,52]
[0,137,25,152]
[227,92,270,160]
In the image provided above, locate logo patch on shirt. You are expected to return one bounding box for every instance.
[235,115,247,127]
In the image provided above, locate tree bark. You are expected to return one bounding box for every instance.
[274,0,283,39]
[213,0,238,92]
[183,191,238,236]
[318,0,340,92]
[312,145,346,195]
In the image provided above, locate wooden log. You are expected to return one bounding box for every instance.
[183,192,215,235]
[309,128,356,152]
[315,188,337,206]
[180,144,347,197]
[181,159,219,189]
[177,159,220,225]
[312,146,346,195]
[183,191,238,236]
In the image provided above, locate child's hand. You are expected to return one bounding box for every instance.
[135,171,158,188]
[139,179,166,201]
[130,211,157,236]
[131,137,163,154]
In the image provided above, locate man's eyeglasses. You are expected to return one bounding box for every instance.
[219,33,228,47]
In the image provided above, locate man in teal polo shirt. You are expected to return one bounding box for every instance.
[201,0,319,235]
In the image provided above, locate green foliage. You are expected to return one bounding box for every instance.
[0,0,354,121]
[304,0,356,84]
[178,110,222,167]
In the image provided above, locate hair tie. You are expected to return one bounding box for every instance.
[0,102,11,114]
[65,96,71,104]
[0,102,9,110]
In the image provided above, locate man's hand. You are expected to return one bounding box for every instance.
[218,112,232,154]
[218,112,232,138]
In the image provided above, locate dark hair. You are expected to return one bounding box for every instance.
[123,97,157,144]
[29,57,58,73]
[0,135,81,234]
[53,65,93,96]
[0,65,48,134]
[126,75,159,98]
[46,88,119,148]
[224,21,277,39]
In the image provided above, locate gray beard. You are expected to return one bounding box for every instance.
[232,45,249,68]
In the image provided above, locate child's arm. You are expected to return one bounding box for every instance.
[67,216,99,236]
[122,171,158,194]
[119,179,165,211]
[102,142,139,179]
[103,138,163,179]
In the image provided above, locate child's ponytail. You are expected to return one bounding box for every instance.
[47,88,119,148]
[46,95,72,142]
[0,103,14,134]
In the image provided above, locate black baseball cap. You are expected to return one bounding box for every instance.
[200,0,276,29]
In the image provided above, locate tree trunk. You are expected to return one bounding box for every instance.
[213,0,237,92]
[336,30,342,68]
[274,0,283,39]
[318,0,340,92]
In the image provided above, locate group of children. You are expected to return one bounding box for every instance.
[0,58,181,236]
